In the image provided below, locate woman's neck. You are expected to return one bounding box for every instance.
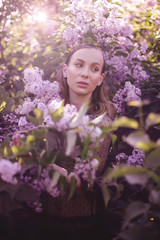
[69,92,91,110]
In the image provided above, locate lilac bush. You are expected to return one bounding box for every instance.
[0,0,160,238]
[57,0,149,85]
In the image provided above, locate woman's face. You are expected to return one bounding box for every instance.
[63,47,104,101]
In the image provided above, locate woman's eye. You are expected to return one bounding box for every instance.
[91,67,99,72]
[75,63,82,68]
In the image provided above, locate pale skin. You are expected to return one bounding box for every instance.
[63,48,105,110]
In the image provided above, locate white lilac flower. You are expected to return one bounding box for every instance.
[0,159,21,184]
[91,158,99,170]
[15,100,35,115]
[18,116,28,127]
[23,67,44,84]
[79,124,102,143]
[52,103,77,131]
[25,81,43,96]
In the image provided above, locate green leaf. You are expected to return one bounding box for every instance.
[25,135,35,146]
[0,101,6,112]
[115,51,128,57]
[11,145,31,156]
[80,135,91,159]
[50,171,61,188]
[3,146,13,158]
[122,201,150,229]
[124,130,156,151]
[33,108,43,125]
[27,114,39,126]
[68,176,77,200]
[49,100,64,123]
[59,176,68,197]
[89,112,106,125]
[108,165,159,183]
[32,128,45,139]
[65,130,77,156]
[111,133,117,146]
[46,131,57,153]
[125,173,148,185]
[0,86,8,99]
[144,147,160,169]
[149,190,160,204]
[145,113,160,129]
[112,116,139,130]
[27,108,43,126]
[99,182,111,207]
[0,137,12,157]
[5,97,15,112]
[99,126,111,141]
[0,97,15,113]
[125,45,135,53]
[69,101,89,128]
[128,99,150,107]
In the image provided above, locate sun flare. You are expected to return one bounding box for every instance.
[32,11,48,22]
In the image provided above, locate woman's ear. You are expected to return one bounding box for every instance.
[97,73,104,86]
[63,64,67,78]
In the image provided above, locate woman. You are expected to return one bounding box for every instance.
[41,43,115,240]
[58,43,115,172]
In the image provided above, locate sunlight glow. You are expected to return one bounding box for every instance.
[32,11,48,22]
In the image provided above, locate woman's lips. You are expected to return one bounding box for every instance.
[77,81,89,88]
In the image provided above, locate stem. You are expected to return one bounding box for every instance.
[139,106,144,129]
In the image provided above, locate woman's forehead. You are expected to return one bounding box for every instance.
[70,47,104,65]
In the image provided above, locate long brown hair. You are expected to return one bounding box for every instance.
[56,43,115,119]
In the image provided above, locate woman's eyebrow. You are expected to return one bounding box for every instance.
[76,58,100,66]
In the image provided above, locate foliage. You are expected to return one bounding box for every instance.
[0,0,160,239]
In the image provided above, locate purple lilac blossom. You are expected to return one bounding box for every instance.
[112,81,142,113]
[114,148,144,167]
[127,148,144,167]
[74,157,99,183]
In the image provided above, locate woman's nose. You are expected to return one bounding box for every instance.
[81,67,89,78]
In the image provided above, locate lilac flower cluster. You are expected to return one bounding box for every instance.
[1,113,19,142]
[21,166,60,198]
[127,148,144,167]
[20,166,60,212]
[74,157,99,183]
[112,81,142,113]
[61,0,130,45]
[114,148,144,167]
[0,159,21,184]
